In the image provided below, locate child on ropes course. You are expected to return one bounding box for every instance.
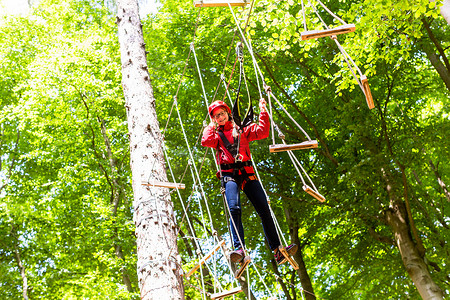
[201,99,297,265]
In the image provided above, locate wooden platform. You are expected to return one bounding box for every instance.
[303,185,325,202]
[142,181,185,189]
[185,240,225,278]
[269,140,318,153]
[194,0,247,7]
[361,75,374,109]
[234,256,251,278]
[278,246,299,270]
[301,24,356,40]
[210,286,243,299]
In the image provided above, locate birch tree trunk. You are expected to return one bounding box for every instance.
[440,0,450,24]
[116,0,184,298]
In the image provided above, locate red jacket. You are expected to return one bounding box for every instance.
[201,111,270,176]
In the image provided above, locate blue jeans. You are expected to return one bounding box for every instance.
[223,176,281,251]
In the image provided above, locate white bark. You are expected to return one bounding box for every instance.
[430,0,450,24]
[116,0,184,299]
[440,0,450,24]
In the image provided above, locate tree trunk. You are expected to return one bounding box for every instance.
[116,0,184,298]
[11,226,28,300]
[99,118,134,292]
[421,18,450,92]
[14,242,28,300]
[440,0,450,24]
[383,169,444,300]
[284,206,316,300]
[429,159,450,202]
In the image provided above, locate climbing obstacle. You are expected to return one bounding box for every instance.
[303,185,326,202]
[234,255,251,278]
[361,75,374,109]
[269,140,318,153]
[210,287,243,299]
[301,24,355,40]
[185,239,225,278]
[194,0,247,7]
[300,0,355,41]
[142,180,185,189]
[278,245,299,270]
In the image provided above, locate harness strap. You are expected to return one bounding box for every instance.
[241,174,258,190]
[217,131,239,159]
[221,174,258,191]
[220,160,252,171]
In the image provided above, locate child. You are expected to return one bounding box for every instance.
[201,99,297,265]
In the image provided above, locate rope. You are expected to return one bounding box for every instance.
[302,0,348,33]
[265,86,312,141]
[175,98,219,241]
[331,36,365,93]
[158,2,324,298]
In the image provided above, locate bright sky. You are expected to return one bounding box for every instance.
[0,0,159,17]
[0,0,30,16]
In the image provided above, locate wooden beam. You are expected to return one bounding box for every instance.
[269,140,318,153]
[303,185,326,202]
[185,239,225,278]
[361,75,374,109]
[194,0,247,7]
[142,181,185,189]
[278,246,299,270]
[234,256,251,278]
[210,287,243,299]
[301,24,356,40]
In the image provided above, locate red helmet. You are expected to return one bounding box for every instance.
[208,100,231,117]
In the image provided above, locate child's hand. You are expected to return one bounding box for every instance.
[259,98,267,113]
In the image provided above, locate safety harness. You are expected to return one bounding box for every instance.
[232,42,253,132]
[217,130,257,190]
[218,42,257,190]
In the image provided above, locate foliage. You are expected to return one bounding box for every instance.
[1,0,449,299]
[0,0,137,298]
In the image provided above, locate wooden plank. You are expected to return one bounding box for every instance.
[185,239,225,278]
[194,0,247,7]
[278,246,299,270]
[303,185,326,202]
[210,287,243,299]
[269,140,318,153]
[234,256,251,278]
[361,75,374,109]
[142,181,185,189]
[301,24,356,40]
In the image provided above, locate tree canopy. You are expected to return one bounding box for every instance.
[0,0,449,299]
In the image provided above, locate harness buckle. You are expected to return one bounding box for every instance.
[235,153,243,162]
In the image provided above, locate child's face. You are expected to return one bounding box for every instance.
[213,108,229,126]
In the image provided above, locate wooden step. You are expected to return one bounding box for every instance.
[303,185,325,202]
[278,246,299,270]
[185,239,225,278]
[361,75,374,109]
[234,256,251,278]
[194,0,247,7]
[301,24,356,40]
[269,140,318,153]
[210,287,243,299]
[142,181,185,189]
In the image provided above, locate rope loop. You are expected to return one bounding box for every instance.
[236,42,244,62]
